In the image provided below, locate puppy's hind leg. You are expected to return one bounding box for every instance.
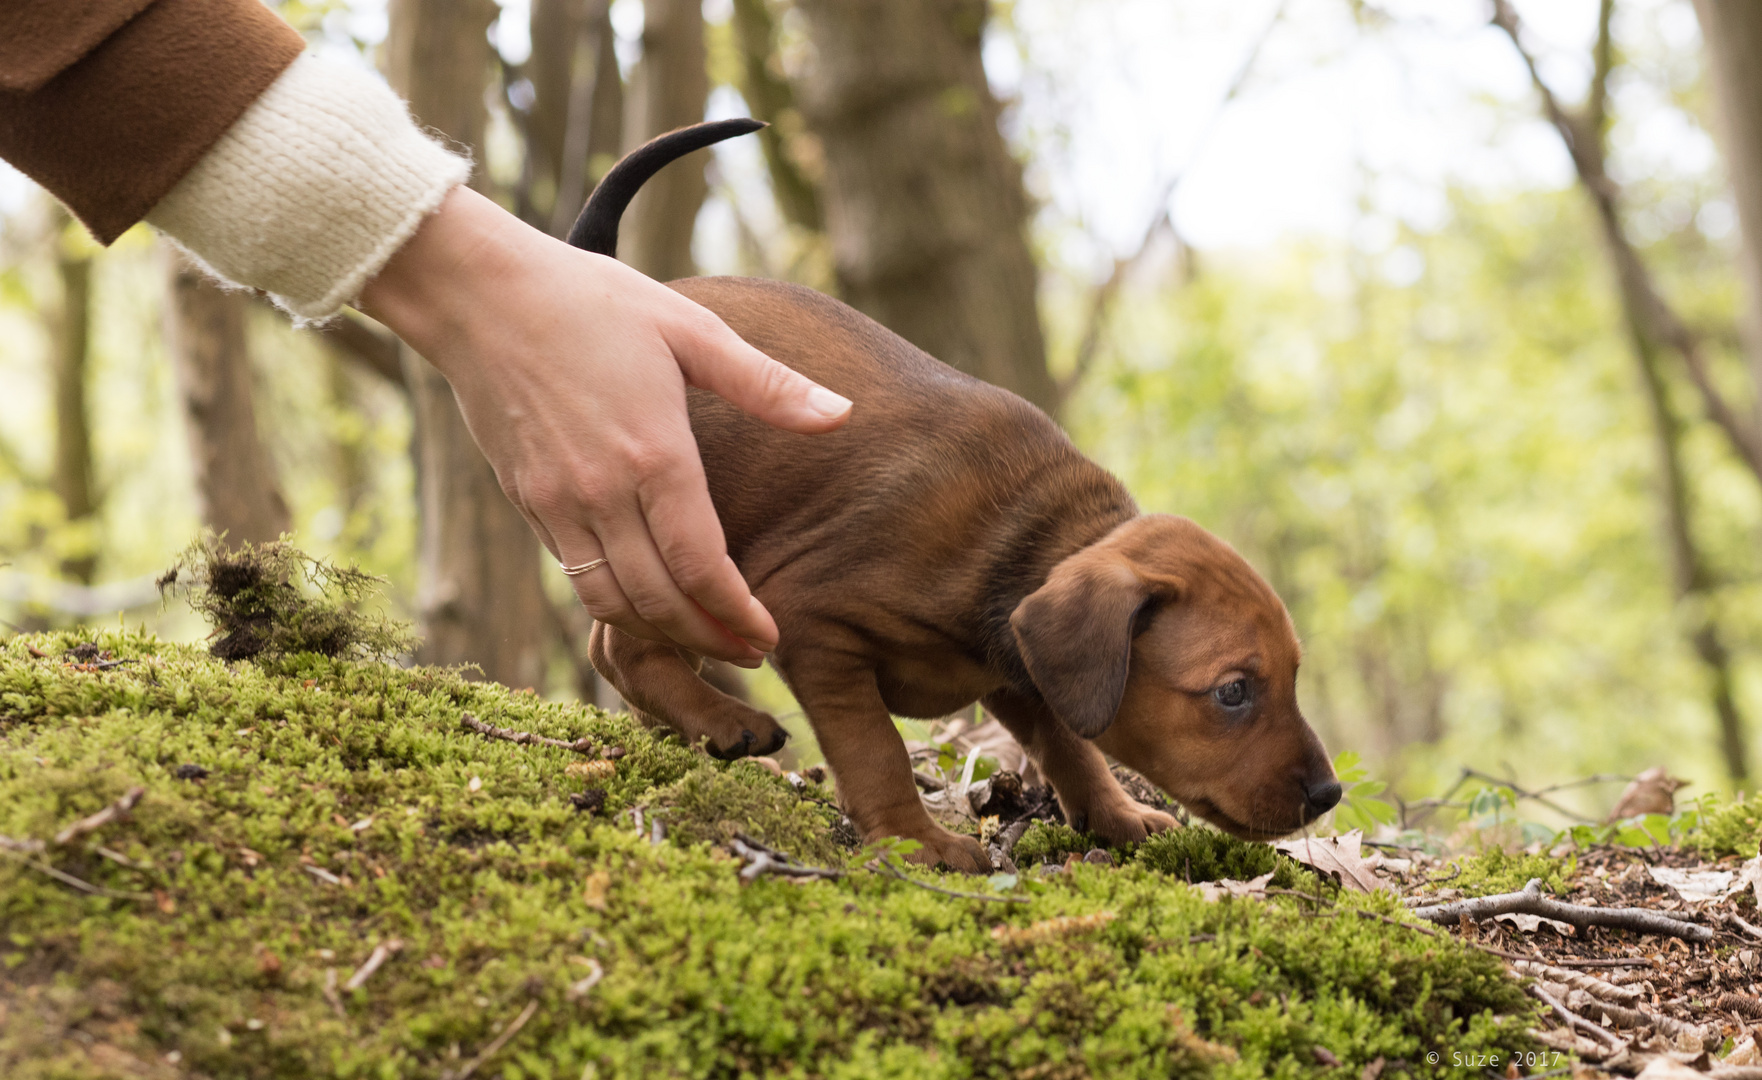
[587,622,787,759]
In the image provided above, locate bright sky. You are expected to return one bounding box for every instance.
[0,0,1720,266]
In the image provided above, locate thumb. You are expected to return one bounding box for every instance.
[665,308,852,434]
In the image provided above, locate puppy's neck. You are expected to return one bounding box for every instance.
[977,462,1136,693]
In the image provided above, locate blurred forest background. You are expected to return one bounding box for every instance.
[3,0,1761,815]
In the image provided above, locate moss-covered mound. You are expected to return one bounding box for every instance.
[1,630,1534,1079]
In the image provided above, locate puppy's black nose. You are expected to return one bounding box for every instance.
[1304,779,1343,815]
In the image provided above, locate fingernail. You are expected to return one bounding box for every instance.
[743,636,776,654]
[806,386,851,419]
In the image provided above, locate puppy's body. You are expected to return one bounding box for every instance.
[591,274,1339,870]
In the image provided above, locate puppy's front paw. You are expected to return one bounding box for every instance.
[1083,800,1180,846]
[702,714,789,760]
[899,827,992,875]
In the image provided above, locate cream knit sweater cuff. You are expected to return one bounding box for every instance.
[145,52,471,321]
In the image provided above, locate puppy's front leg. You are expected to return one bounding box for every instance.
[781,653,991,873]
[982,688,1179,845]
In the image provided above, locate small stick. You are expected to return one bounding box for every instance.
[565,958,604,1001]
[1719,911,1762,941]
[321,968,346,1019]
[53,786,145,846]
[730,834,844,882]
[0,846,151,900]
[342,939,403,992]
[1409,878,1712,944]
[1528,982,1625,1050]
[875,857,1029,904]
[450,999,540,1080]
[460,713,594,754]
[0,834,45,854]
[1569,994,1716,1047]
[302,864,343,886]
[1512,960,1642,1003]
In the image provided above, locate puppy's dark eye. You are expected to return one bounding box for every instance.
[1213,679,1250,709]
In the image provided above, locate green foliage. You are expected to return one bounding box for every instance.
[1439,848,1572,897]
[0,629,1536,1077]
[1331,752,1398,833]
[1011,821,1101,864]
[157,533,415,662]
[1685,793,1762,858]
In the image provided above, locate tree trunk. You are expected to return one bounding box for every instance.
[52,218,98,584]
[1692,0,1762,417]
[620,0,708,280]
[793,0,1057,414]
[525,0,624,237]
[731,0,822,233]
[384,0,548,690]
[163,258,292,547]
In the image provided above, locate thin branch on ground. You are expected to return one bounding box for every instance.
[53,786,145,846]
[321,968,345,1019]
[1511,959,1643,1004]
[448,998,540,1080]
[1528,981,1627,1050]
[460,713,595,754]
[730,833,845,883]
[0,845,152,901]
[342,938,403,992]
[1409,878,1713,943]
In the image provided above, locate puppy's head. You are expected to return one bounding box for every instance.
[1010,514,1338,840]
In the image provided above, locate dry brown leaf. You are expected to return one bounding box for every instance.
[1605,766,1687,822]
[1195,872,1274,903]
[1274,831,1384,893]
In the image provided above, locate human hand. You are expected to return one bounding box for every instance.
[358,186,851,666]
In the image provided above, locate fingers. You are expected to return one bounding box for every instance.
[549,514,764,666]
[662,305,852,435]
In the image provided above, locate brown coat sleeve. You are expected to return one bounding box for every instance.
[0,0,306,243]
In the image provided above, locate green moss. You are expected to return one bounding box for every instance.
[1011,821,1101,864]
[1688,794,1762,859]
[2,629,1536,1078]
[1440,847,1571,897]
[157,533,415,662]
[1133,827,1308,890]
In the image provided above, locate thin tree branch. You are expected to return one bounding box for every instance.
[1055,0,1286,408]
[1409,877,1713,943]
[1490,0,1762,482]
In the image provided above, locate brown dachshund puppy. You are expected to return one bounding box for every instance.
[574,122,1340,871]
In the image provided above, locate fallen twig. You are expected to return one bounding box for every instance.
[730,833,844,883]
[302,864,343,886]
[321,968,345,1019]
[460,713,595,754]
[0,845,152,900]
[1717,911,1762,941]
[566,958,604,1001]
[342,938,403,992]
[1562,992,1718,1049]
[1528,981,1626,1050]
[1511,959,1642,1004]
[53,786,145,846]
[0,834,44,853]
[448,998,539,1080]
[1409,878,1712,944]
[874,857,1029,904]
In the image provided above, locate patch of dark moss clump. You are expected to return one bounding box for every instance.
[2,629,1537,1078]
[1438,847,1571,897]
[157,533,415,662]
[1134,825,1309,889]
[1012,821,1102,863]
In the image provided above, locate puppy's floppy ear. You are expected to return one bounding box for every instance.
[1010,553,1179,738]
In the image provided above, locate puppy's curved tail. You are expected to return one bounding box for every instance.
[565,118,766,257]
